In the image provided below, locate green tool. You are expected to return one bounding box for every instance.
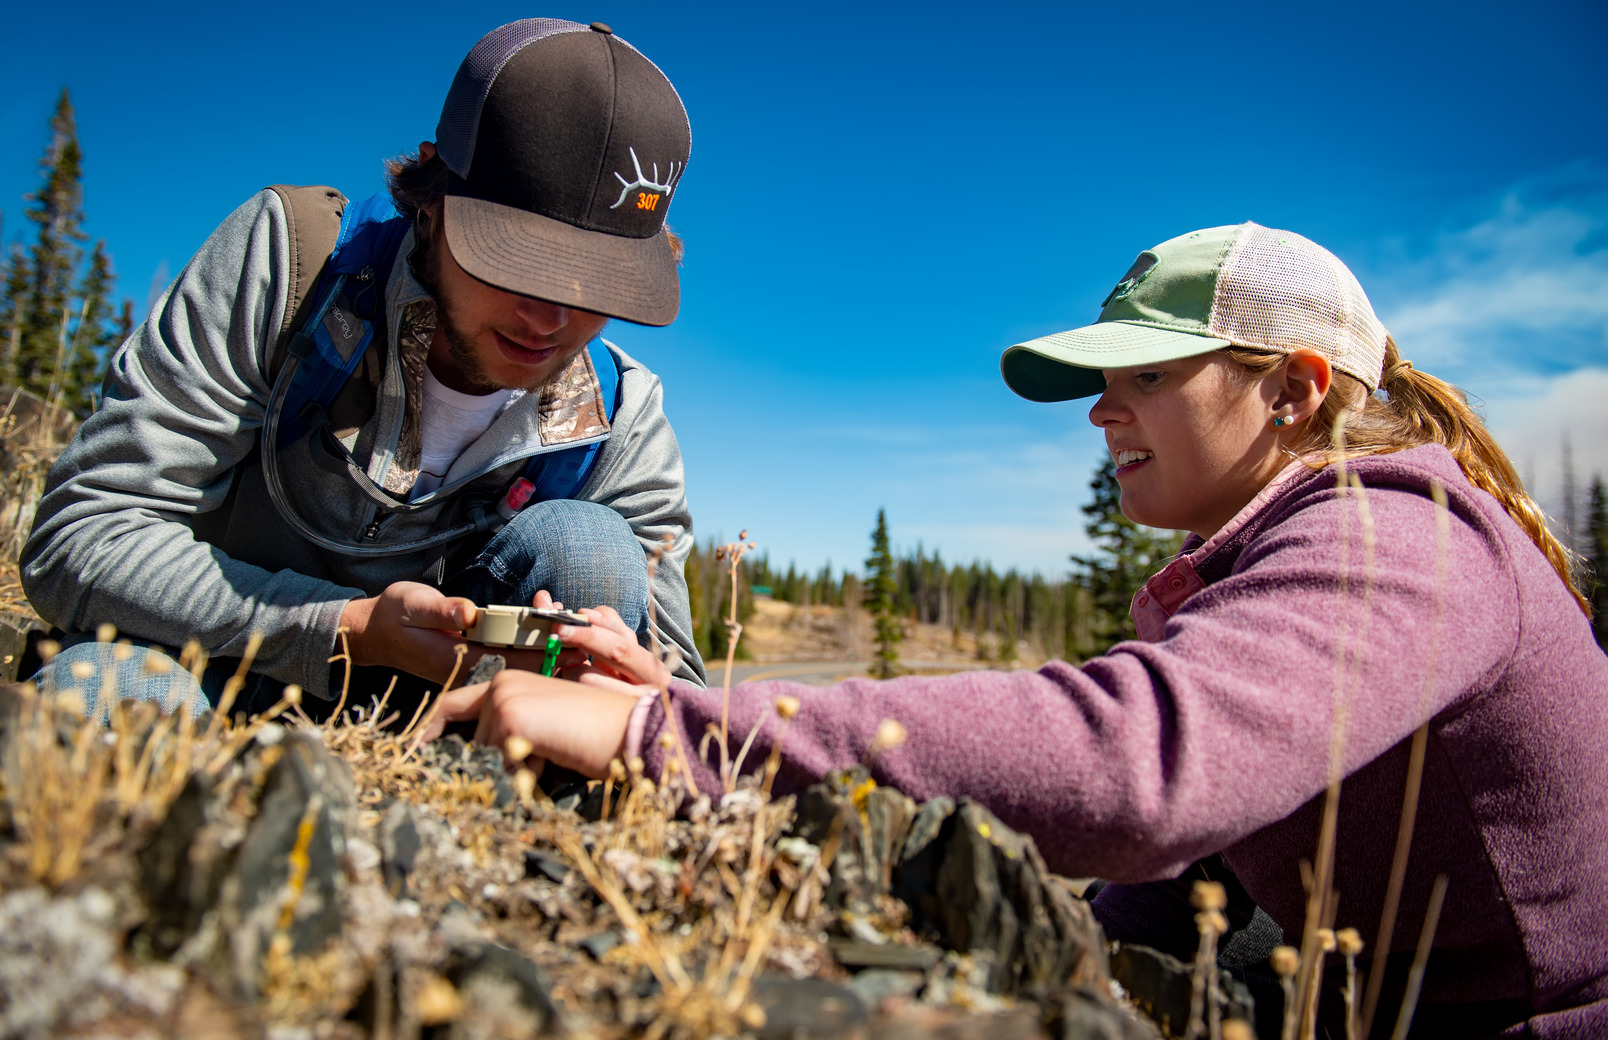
[540,633,562,677]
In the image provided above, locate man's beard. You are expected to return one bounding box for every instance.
[438,304,509,393]
[417,234,534,394]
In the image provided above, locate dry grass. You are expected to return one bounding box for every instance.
[0,388,77,621]
[548,769,810,1040]
[3,628,305,891]
[1,633,838,1038]
[7,668,204,887]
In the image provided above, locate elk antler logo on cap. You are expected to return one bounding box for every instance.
[609,146,683,213]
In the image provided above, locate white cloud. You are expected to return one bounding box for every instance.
[1371,166,1608,388]
[1364,166,1608,535]
[1483,366,1608,531]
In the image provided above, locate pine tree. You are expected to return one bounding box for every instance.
[864,508,904,678]
[1070,459,1185,651]
[0,244,29,377]
[15,90,86,393]
[1586,475,1607,650]
[62,240,121,410]
[811,562,838,607]
[2,89,123,415]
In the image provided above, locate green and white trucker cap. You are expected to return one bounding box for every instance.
[1000,223,1389,402]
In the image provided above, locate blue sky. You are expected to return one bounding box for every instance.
[3,1,1605,577]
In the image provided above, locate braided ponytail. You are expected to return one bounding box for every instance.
[1223,341,1590,615]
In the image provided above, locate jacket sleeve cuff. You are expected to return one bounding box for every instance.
[301,592,367,701]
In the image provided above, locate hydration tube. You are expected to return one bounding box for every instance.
[260,321,495,559]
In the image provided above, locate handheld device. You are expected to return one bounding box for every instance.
[462,605,591,649]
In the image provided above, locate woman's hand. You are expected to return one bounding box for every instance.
[543,599,674,694]
[421,591,673,776]
[423,669,639,779]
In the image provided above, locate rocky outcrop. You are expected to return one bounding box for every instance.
[895,796,1111,997]
[0,697,1210,1039]
[138,727,354,998]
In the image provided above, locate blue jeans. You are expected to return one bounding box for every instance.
[29,499,649,722]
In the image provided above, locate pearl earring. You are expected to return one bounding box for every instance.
[1273,416,1290,427]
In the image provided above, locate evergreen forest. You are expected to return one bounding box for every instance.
[687,461,1608,667]
[1,90,129,418]
[684,461,1190,667]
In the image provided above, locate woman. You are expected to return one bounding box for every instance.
[429,223,1608,1037]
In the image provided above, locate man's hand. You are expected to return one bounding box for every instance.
[422,670,640,778]
[338,581,553,685]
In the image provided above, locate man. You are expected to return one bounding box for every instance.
[22,18,706,715]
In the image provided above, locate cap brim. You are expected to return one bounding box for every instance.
[1000,321,1231,402]
[443,195,679,326]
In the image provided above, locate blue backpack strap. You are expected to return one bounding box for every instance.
[274,193,408,448]
[525,339,621,502]
[590,337,621,422]
[329,193,409,279]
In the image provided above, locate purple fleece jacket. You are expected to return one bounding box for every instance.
[636,445,1608,1036]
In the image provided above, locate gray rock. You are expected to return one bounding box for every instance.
[578,929,621,960]
[0,887,115,1039]
[748,973,868,1039]
[790,773,861,842]
[845,967,924,1009]
[893,798,1108,995]
[136,729,354,999]
[428,943,561,1038]
[791,779,867,909]
[419,733,517,808]
[890,796,954,930]
[790,767,914,910]
[863,785,917,894]
[1108,943,1254,1038]
[225,731,353,995]
[1041,987,1164,1040]
[524,849,571,883]
[379,800,421,898]
[828,939,941,971]
[136,766,233,957]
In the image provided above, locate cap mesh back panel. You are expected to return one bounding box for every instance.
[1208,225,1387,389]
[437,18,588,178]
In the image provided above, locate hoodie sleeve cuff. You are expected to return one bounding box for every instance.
[623,687,661,761]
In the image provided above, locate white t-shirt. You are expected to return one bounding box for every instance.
[411,366,513,500]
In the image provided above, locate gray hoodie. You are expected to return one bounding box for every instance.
[23,189,705,699]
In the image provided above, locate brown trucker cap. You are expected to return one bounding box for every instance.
[434,19,691,326]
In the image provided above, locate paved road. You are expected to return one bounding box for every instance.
[703,660,982,688]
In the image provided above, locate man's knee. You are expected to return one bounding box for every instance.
[456,500,650,625]
[497,499,641,566]
[27,638,207,719]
